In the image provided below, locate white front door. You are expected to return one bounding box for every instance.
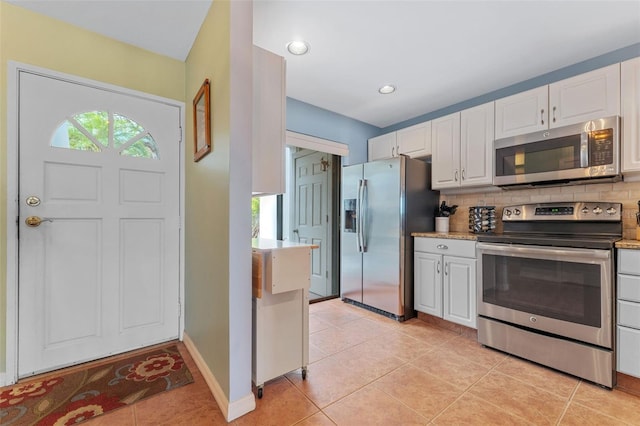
[292,150,330,297]
[18,71,181,377]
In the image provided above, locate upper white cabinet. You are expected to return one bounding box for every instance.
[460,102,494,187]
[495,64,620,139]
[622,57,640,173]
[397,121,432,158]
[432,112,461,188]
[368,132,397,161]
[432,102,494,189]
[368,121,431,161]
[253,46,286,195]
[495,86,548,138]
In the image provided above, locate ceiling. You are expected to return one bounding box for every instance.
[7,0,640,128]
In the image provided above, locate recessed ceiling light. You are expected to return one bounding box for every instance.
[286,40,310,55]
[378,85,396,94]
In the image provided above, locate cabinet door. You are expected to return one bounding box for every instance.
[622,58,640,173]
[460,102,494,187]
[414,251,442,317]
[397,121,431,158]
[253,46,286,195]
[443,256,476,329]
[495,86,548,139]
[431,112,461,189]
[368,132,397,161]
[549,63,620,128]
[618,325,640,377]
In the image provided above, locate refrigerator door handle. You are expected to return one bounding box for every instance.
[357,180,364,252]
[360,179,368,252]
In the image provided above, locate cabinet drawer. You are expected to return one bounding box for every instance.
[414,237,476,258]
[618,249,640,275]
[618,300,640,329]
[619,274,640,303]
[617,326,640,377]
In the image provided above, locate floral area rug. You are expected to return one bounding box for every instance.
[0,345,193,425]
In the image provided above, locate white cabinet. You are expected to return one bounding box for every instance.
[617,249,640,378]
[495,64,620,139]
[414,237,477,328]
[368,122,431,161]
[460,103,494,187]
[495,86,548,138]
[397,122,432,158]
[252,46,286,195]
[368,132,397,161]
[252,239,312,396]
[432,102,494,189]
[432,112,461,188]
[622,57,640,173]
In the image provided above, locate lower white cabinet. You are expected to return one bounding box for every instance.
[617,249,640,378]
[414,237,476,328]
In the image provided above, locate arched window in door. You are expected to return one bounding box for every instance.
[51,111,159,159]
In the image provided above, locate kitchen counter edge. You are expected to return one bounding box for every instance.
[411,232,478,241]
[615,239,640,250]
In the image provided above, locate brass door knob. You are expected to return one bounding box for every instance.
[25,216,53,227]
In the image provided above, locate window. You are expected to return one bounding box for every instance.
[51,111,159,159]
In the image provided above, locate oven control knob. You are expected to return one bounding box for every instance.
[606,207,617,215]
[593,206,603,215]
[581,207,589,214]
[505,209,512,217]
[514,208,521,216]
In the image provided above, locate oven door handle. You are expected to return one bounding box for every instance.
[476,242,611,260]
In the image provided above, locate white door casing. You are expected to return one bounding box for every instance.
[16,70,182,378]
[292,150,330,297]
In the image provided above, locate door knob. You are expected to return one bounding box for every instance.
[25,216,53,227]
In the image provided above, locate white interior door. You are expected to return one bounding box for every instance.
[292,150,330,297]
[18,71,181,377]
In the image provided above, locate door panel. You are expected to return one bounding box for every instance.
[340,164,363,303]
[362,158,401,315]
[18,71,181,377]
[294,151,329,296]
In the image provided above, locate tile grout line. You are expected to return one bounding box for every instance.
[554,379,581,426]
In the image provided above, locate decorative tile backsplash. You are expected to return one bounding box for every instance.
[441,180,640,240]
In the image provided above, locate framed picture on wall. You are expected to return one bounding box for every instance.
[193,78,211,162]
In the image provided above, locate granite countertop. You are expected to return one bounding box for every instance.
[411,231,478,241]
[616,239,640,249]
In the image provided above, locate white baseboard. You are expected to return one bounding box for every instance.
[0,373,6,387]
[183,333,255,422]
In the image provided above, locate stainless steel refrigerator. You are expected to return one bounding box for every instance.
[341,156,439,321]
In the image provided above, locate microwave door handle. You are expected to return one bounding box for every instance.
[580,132,589,168]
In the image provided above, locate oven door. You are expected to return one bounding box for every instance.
[476,242,613,348]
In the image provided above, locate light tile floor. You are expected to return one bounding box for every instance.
[80,298,640,425]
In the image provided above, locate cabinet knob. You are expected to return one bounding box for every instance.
[436,244,448,250]
[552,106,557,123]
[541,109,545,125]
[455,170,459,182]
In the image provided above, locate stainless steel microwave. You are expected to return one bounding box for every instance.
[493,116,620,187]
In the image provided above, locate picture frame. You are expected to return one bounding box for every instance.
[193,79,211,162]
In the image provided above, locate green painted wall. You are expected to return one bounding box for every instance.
[184,0,253,403]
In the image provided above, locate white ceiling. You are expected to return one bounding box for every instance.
[7,0,640,128]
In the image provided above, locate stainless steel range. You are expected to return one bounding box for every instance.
[476,201,622,388]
